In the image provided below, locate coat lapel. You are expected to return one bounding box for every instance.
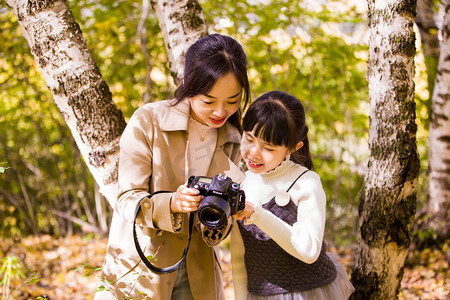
[159,99,244,183]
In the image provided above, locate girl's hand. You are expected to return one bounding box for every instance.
[170,184,203,213]
[234,200,255,221]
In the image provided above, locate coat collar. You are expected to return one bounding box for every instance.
[160,99,242,146]
[159,99,190,131]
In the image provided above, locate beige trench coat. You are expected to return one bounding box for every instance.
[95,99,245,300]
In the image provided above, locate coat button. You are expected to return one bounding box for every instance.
[143,202,151,209]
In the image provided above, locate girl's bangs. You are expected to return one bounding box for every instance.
[244,104,291,147]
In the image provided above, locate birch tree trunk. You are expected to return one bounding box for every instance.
[151,0,208,84]
[350,0,420,298]
[5,0,209,209]
[427,0,450,239]
[5,0,126,208]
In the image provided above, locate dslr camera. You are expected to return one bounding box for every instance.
[188,174,245,229]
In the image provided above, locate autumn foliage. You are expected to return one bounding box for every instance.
[1,234,448,299]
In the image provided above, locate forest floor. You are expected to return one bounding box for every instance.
[0,234,448,300]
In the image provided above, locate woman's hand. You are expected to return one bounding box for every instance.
[234,200,255,221]
[170,184,203,213]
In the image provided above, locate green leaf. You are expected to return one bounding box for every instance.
[96,285,106,292]
[27,273,41,284]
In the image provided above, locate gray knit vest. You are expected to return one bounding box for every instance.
[237,172,337,295]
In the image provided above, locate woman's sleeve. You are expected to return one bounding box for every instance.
[115,108,175,232]
[231,224,248,300]
[248,172,326,263]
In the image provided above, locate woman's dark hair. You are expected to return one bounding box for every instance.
[242,91,314,169]
[173,34,250,132]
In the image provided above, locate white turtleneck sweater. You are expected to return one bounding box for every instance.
[231,158,327,299]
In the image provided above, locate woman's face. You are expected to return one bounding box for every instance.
[240,130,290,174]
[189,73,242,128]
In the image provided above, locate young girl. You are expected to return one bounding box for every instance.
[232,91,354,300]
[95,34,249,300]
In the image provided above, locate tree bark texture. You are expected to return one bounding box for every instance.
[350,0,420,299]
[427,0,450,239]
[151,0,208,85]
[5,0,126,207]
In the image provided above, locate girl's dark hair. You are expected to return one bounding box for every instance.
[243,91,314,169]
[173,34,250,132]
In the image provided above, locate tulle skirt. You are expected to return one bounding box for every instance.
[247,253,355,300]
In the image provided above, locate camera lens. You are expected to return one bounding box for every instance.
[199,207,225,228]
[198,195,230,229]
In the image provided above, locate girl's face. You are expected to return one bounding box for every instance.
[189,73,242,128]
[241,130,291,174]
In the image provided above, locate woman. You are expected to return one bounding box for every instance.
[94,34,250,300]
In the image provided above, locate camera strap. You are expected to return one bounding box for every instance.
[133,191,194,275]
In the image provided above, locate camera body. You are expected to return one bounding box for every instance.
[188,174,245,229]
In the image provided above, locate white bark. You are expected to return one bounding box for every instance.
[5,0,210,210]
[428,0,450,237]
[5,0,126,208]
[151,0,208,84]
[351,0,420,298]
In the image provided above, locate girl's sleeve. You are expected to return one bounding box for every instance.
[248,172,326,263]
[115,108,175,232]
[231,224,248,300]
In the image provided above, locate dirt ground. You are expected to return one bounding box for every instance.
[1,234,448,299]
